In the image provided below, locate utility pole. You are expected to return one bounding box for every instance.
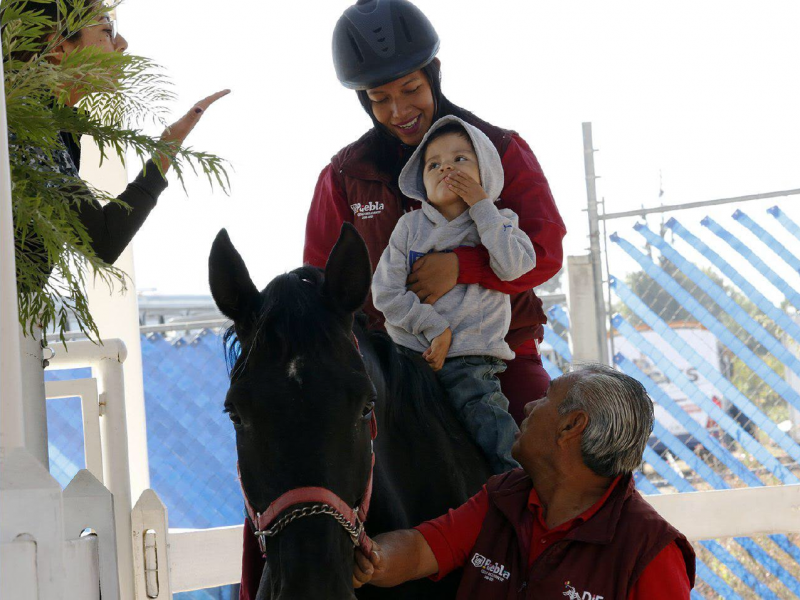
[582,122,609,364]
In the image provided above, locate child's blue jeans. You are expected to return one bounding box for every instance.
[436,355,521,474]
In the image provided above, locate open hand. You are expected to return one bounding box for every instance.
[157,89,231,172]
[353,543,383,588]
[406,252,459,305]
[422,328,452,372]
[445,170,488,206]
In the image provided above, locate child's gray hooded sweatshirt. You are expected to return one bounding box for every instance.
[371,116,536,360]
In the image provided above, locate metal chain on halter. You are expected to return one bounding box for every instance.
[254,503,364,544]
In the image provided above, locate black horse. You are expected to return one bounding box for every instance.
[209,223,491,600]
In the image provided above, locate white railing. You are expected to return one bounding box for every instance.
[45,338,135,599]
[1,336,131,600]
[162,483,800,593]
[169,526,242,592]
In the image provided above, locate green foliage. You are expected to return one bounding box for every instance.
[2,0,229,343]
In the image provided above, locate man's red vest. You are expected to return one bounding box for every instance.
[456,470,695,600]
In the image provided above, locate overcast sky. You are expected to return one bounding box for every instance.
[118,0,800,301]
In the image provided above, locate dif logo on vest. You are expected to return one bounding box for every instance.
[470,553,511,582]
[563,581,605,600]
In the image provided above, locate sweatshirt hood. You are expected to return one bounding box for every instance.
[398,115,504,205]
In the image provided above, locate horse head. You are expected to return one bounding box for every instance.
[209,224,375,600]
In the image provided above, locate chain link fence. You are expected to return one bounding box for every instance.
[540,190,800,598]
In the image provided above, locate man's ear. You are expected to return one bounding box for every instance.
[557,411,589,447]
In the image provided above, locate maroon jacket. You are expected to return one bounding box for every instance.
[303,114,566,351]
[455,470,695,599]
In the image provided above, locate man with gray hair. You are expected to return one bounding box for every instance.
[353,364,696,599]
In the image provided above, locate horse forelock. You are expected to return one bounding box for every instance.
[224,266,343,381]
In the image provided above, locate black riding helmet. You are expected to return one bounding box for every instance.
[333,0,440,91]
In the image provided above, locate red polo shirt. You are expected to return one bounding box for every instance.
[415,477,691,599]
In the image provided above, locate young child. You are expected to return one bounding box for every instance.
[372,115,535,474]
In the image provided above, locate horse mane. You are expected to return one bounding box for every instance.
[354,313,457,436]
[223,267,456,435]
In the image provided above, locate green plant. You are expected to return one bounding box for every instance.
[2,0,229,343]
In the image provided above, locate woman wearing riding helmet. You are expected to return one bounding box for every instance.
[240,1,564,595]
[306,0,565,424]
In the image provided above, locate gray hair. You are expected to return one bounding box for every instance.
[558,364,654,477]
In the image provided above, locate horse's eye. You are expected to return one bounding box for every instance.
[224,407,242,426]
[362,401,375,418]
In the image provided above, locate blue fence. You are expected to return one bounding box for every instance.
[539,203,800,598]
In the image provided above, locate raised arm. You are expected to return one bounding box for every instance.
[372,219,449,344]
[80,90,229,265]
[76,160,166,264]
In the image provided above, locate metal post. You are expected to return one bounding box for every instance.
[567,255,606,363]
[0,40,26,454]
[582,122,609,364]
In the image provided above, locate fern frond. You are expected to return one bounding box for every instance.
[3,0,230,343]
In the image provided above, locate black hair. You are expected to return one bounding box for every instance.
[351,58,495,184]
[421,121,472,161]
[4,1,102,62]
[36,1,96,41]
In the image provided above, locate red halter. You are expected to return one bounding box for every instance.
[238,335,377,557]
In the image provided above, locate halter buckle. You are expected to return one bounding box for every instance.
[254,512,268,555]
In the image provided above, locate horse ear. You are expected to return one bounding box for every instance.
[208,229,260,323]
[324,223,372,314]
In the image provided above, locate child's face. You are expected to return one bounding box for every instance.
[422,133,481,210]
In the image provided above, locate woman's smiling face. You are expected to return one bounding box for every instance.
[365,71,435,146]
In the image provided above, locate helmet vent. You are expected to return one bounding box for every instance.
[398,15,413,42]
[377,37,386,42]
[347,31,365,64]
[373,27,382,33]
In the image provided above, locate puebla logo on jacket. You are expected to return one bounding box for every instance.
[350,201,385,220]
[470,553,511,583]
